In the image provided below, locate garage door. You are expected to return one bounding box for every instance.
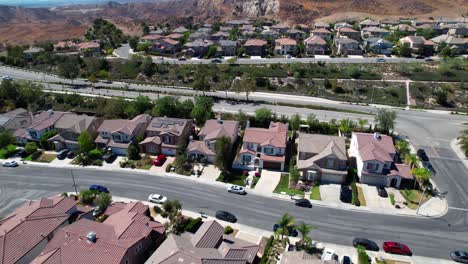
[361,174,386,186]
[111,147,127,156]
[263,161,282,170]
[322,173,345,184]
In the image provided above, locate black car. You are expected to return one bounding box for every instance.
[273,224,298,237]
[451,251,468,263]
[423,161,436,174]
[211,58,222,63]
[376,186,388,198]
[340,185,352,203]
[352,238,379,251]
[417,149,429,162]
[295,199,312,208]
[103,153,117,163]
[67,150,76,159]
[56,149,70,160]
[342,256,352,264]
[16,149,27,158]
[215,210,237,223]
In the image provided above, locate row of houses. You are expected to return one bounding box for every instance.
[0,193,258,264]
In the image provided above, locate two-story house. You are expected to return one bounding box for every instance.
[314,21,330,30]
[399,36,435,56]
[48,113,103,151]
[150,38,181,54]
[364,38,394,55]
[235,122,288,171]
[274,38,297,55]
[311,28,332,41]
[304,35,328,55]
[139,117,192,156]
[94,114,152,155]
[244,39,268,57]
[336,27,361,41]
[218,40,238,56]
[185,39,214,58]
[271,23,290,34]
[349,132,413,188]
[0,108,32,132]
[15,110,67,145]
[287,28,306,39]
[296,134,348,184]
[335,37,362,55]
[361,26,390,38]
[359,19,380,29]
[187,119,239,163]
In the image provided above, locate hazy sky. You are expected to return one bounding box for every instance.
[0,0,133,7]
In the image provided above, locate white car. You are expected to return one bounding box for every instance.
[321,248,337,261]
[2,161,19,167]
[148,194,168,204]
[2,75,13,81]
[227,185,246,195]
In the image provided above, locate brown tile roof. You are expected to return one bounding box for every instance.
[28,110,67,132]
[187,140,216,156]
[77,41,100,49]
[272,23,290,30]
[275,38,297,46]
[362,26,389,33]
[166,33,184,39]
[311,28,331,33]
[389,163,413,180]
[0,195,77,264]
[199,119,239,142]
[244,39,267,47]
[392,24,416,32]
[304,36,327,45]
[54,113,100,134]
[297,134,347,170]
[141,34,163,40]
[243,122,288,148]
[145,117,191,136]
[97,114,151,136]
[353,132,395,163]
[338,27,358,33]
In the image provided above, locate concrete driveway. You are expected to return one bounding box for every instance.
[319,184,342,205]
[149,157,175,175]
[254,170,281,195]
[360,184,394,209]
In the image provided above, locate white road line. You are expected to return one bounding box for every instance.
[448,207,468,212]
[426,137,451,142]
[428,156,463,161]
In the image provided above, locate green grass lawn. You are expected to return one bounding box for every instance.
[389,193,396,205]
[400,189,431,210]
[310,185,321,200]
[217,170,248,186]
[251,176,260,189]
[273,173,304,197]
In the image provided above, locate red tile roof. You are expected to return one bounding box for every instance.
[243,122,288,148]
[338,27,358,33]
[77,41,100,50]
[312,28,331,33]
[244,39,267,47]
[141,34,163,40]
[275,38,297,46]
[353,132,395,163]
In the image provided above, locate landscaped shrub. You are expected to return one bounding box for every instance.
[357,245,370,264]
[224,225,234,235]
[165,163,173,173]
[390,193,396,205]
[153,206,162,214]
[88,149,103,160]
[260,236,275,264]
[25,142,38,155]
[185,217,203,233]
[351,181,360,206]
[79,189,97,205]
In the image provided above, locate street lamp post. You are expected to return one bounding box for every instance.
[70,170,78,195]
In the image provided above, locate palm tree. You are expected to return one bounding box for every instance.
[405,153,419,168]
[358,118,368,131]
[411,167,431,189]
[296,222,314,246]
[276,213,295,241]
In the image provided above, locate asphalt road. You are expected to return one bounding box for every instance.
[0,165,467,260]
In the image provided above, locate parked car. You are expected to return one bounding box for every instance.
[376,186,388,197]
[89,185,109,193]
[227,185,246,195]
[340,185,352,203]
[273,224,298,237]
[2,160,19,167]
[423,161,436,174]
[417,149,429,161]
[376,58,386,62]
[295,199,312,208]
[103,153,117,163]
[383,241,412,256]
[425,58,434,62]
[147,193,168,204]
[341,255,352,264]
[215,210,237,223]
[178,57,187,61]
[16,149,27,158]
[56,149,70,160]
[451,251,468,263]
[153,154,167,167]
[67,150,76,159]
[352,238,379,251]
[416,55,424,59]
[93,206,104,217]
[2,75,13,81]
[321,248,338,261]
[211,58,222,63]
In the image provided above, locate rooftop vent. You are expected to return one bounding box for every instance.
[374,132,382,140]
[86,231,97,243]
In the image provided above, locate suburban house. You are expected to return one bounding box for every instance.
[15,110,67,145]
[172,26,189,34]
[391,24,417,33]
[187,119,239,163]
[311,28,332,40]
[260,29,280,39]
[235,122,288,171]
[77,41,101,56]
[272,23,290,33]
[166,33,184,40]
[211,31,230,42]
[150,38,181,54]
[140,117,192,156]
[275,38,297,55]
[314,21,330,29]
[53,41,79,51]
[281,251,339,264]
[361,26,390,38]
[304,35,328,55]
[244,39,268,57]
[23,47,44,60]
[349,132,413,188]
[94,114,152,155]
[48,113,103,151]
[364,38,394,55]
[189,32,209,42]
[431,34,467,54]
[32,202,166,264]
[336,27,361,40]
[185,39,214,57]
[380,19,399,27]
[287,28,306,39]
[0,108,31,132]
[296,134,348,184]
[0,195,78,264]
[140,34,163,44]
[145,220,259,264]
[359,19,380,29]
[399,36,435,56]
[335,37,362,55]
[217,40,238,56]
[334,22,353,30]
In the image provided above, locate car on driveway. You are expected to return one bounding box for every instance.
[295,199,312,208]
[153,154,167,166]
[148,193,168,204]
[227,185,246,195]
[89,185,109,193]
[103,153,117,163]
[2,160,19,167]
[451,250,468,263]
[383,241,412,256]
[56,149,70,160]
[273,224,298,237]
[215,210,237,223]
[340,185,352,203]
[353,238,379,251]
[67,150,76,159]
[211,58,222,63]
[321,248,338,261]
[341,255,352,264]
[376,186,388,197]
[417,149,429,162]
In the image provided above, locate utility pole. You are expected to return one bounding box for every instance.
[70,169,78,195]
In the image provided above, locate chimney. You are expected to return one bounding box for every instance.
[86,231,97,243]
[47,109,54,116]
[217,117,223,124]
[374,132,381,140]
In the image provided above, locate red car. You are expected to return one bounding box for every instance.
[153,154,167,166]
[383,242,412,256]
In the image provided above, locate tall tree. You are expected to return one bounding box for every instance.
[296,222,314,246]
[276,213,296,241]
[289,113,302,132]
[233,74,256,101]
[217,76,233,99]
[134,95,154,114]
[58,59,80,84]
[214,136,232,172]
[395,140,410,160]
[191,96,214,124]
[192,67,210,96]
[411,167,432,189]
[405,153,419,168]
[255,107,273,127]
[358,118,368,131]
[0,130,15,149]
[77,131,94,154]
[375,109,397,134]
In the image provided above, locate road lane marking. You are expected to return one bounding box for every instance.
[448,207,468,212]
[426,137,451,142]
[427,156,462,161]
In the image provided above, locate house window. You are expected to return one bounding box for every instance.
[113,135,122,142]
[247,143,255,149]
[243,155,252,163]
[263,147,274,155]
[366,162,374,171]
[326,158,334,168]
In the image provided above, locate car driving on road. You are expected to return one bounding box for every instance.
[148,194,168,204]
[352,238,379,251]
[227,185,246,195]
[89,185,109,193]
[215,210,237,223]
[295,199,312,208]
[2,160,19,167]
[451,251,468,263]
[383,241,412,256]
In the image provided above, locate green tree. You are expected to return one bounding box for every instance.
[191,96,214,124]
[206,45,218,58]
[214,136,232,172]
[375,109,397,134]
[276,213,296,241]
[217,76,233,99]
[289,113,301,132]
[79,189,96,205]
[0,130,15,148]
[140,56,155,76]
[459,130,468,157]
[405,153,419,168]
[77,131,94,154]
[152,96,179,117]
[192,67,211,96]
[39,130,58,150]
[233,74,256,101]
[160,200,184,234]
[339,118,355,135]
[134,95,154,114]
[398,42,412,57]
[127,144,140,160]
[24,142,38,155]
[95,192,112,210]
[411,167,432,189]
[58,59,80,84]
[296,222,314,246]
[357,246,370,264]
[255,107,273,127]
[358,118,368,131]
[142,22,150,35]
[128,36,139,50]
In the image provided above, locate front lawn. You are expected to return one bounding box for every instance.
[310,185,321,200]
[217,170,248,186]
[273,173,304,197]
[400,189,431,210]
[36,153,57,163]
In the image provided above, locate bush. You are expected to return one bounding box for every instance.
[79,189,97,205]
[224,225,234,235]
[165,163,173,173]
[92,159,103,166]
[260,236,275,264]
[357,245,370,264]
[88,149,103,160]
[185,217,203,233]
[351,181,360,206]
[95,192,112,210]
[390,193,396,205]
[25,142,38,155]
[153,206,162,214]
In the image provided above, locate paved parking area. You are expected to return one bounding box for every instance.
[360,184,394,209]
[319,184,341,204]
[254,170,281,195]
[101,156,126,170]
